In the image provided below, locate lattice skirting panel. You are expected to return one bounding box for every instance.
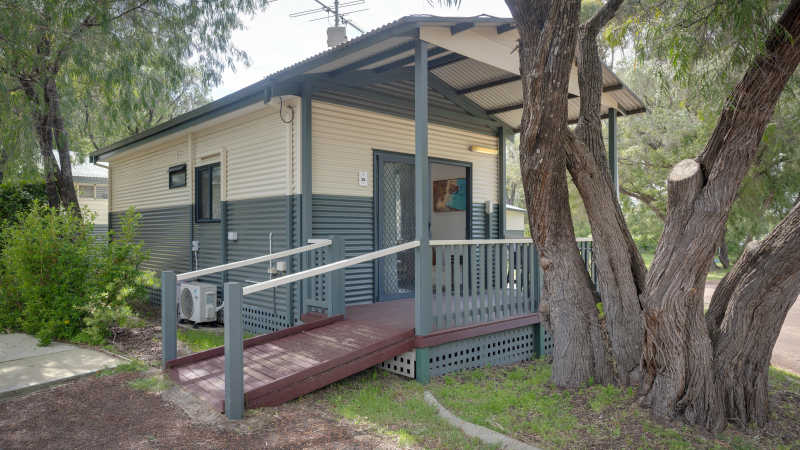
[146,286,162,307]
[427,325,535,377]
[536,323,554,356]
[241,303,289,335]
[376,350,416,378]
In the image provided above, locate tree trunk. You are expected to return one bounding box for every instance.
[565,0,647,386]
[46,79,82,217]
[639,0,800,431]
[706,202,800,427]
[507,0,614,387]
[718,226,730,269]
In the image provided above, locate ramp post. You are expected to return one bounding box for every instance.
[224,282,244,420]
[161,271,177,369]
[329,235,346,318]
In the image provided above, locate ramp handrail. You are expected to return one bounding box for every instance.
[176,239,331,281]
[242,240,421,296]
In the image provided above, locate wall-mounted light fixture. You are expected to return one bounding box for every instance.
[469,145,499,155]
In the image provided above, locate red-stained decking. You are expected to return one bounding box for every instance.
[167,298,539,413]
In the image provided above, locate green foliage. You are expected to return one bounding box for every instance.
[178,328,256,353]
[0,0,267,181]
[126,374,173,393]
[0,181,48,225]
[95,359,150,377]
[0,204,157,345]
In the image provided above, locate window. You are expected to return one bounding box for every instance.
[96,185,109,199]
[168,164,187,189]
[196,163,221,222]
[78,185,94,199]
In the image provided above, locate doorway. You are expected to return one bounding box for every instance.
[374,151,471,302]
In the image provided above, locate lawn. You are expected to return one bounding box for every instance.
[640,251,731,281]
[314,360,800,450]
[423,359,800,450]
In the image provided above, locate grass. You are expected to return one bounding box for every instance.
[127,374,173,393]
[177,328,256,353]
[323,368,499,450]
[640,251,731,281]
[421,358,800,450]
[95,358,149,377]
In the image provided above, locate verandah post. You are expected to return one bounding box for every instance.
[329,235,346,318]
[414,39,432,384]
[224,282,244,420]
[161,270,177,369]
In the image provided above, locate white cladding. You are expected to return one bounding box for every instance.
[110,137,190,212]
[192,107,287,202]
[108,98,500,212]
[506,210,525,232]
[311,101,499,202]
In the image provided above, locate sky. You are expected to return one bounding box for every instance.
[210,0,512,99]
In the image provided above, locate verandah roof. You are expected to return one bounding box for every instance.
[90,15,646,162]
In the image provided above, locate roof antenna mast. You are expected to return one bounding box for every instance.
[289,0,368,47]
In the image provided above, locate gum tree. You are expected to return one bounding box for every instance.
[0,0,269,214]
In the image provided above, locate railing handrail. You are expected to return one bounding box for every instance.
[242,240,421,296]
[176,239,332,281]
[429,237,592,246]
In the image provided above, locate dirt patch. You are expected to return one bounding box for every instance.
[0,370,406,450]
[107,325,163,364]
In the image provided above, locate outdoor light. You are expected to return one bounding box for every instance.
[469,145,499,155]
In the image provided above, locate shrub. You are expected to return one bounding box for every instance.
[0,203,158,345]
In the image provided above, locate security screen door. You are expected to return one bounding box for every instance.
[375,153,418,302]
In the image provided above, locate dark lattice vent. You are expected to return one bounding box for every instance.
[540,325,554,356]
[242,304,289,334]
[428,326,535,377]
[146,286,162,306]
[376,350,415,378]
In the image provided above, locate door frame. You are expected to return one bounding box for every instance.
[372,149,473,302]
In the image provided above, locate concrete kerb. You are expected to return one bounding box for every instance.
[424,391,544,450]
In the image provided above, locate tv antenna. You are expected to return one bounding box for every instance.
[290,0,367,34]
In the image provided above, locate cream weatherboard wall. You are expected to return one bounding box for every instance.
[110,137,190,212]
[310,101,498,202]
[109,104,295,213]
[507,210,525,232]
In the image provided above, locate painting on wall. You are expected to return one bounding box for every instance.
[433,178,467,212]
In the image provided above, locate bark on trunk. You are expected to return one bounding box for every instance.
[718,226,730,269]
[507,0,614,387]
[639,0,800,431]
[565,0,647,386]
[706,202,800,427]
[46,79,81,217]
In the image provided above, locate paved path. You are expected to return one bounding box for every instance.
[0,333,121,400]
[705,281,800,375]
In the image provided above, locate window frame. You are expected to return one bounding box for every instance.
[168,164,187,189]
[195,163,221,223]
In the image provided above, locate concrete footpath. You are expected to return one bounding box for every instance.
[0,333,121,401]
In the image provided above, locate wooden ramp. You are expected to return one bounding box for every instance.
[166,315,413,412]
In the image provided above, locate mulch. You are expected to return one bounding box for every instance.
[108,325,163,364]
[0,371,403,450]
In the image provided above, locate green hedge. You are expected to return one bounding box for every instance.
[0,204,158,345]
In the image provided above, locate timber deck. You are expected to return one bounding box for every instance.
[167,296,539,413]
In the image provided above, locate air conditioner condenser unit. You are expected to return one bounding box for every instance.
[179,282,218,327]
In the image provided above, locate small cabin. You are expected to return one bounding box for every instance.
[89,16,643,415]
[73,160,109,237]
[505,204,528,238]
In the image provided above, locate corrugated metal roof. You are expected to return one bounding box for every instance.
[90,15,647,161]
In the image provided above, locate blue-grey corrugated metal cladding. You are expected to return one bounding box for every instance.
[312,195,374,305]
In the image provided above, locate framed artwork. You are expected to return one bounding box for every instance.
[433,178,467,212]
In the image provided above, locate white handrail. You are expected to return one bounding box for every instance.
[429,237,592,246]
[176,239,332,281]
[243,240,421,296]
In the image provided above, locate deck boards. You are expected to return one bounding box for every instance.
[168,315,412,413]
[168,297,539,414]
